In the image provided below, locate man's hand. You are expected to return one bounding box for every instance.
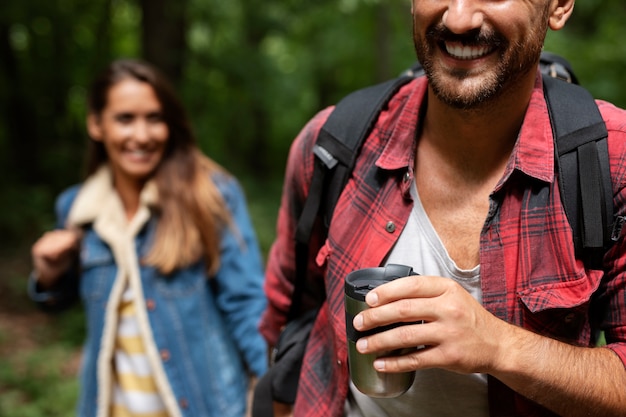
[352,274,626,417]
[352,275,506,374]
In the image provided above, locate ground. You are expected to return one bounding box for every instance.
[0,242,82,414]
[0,247,49,355]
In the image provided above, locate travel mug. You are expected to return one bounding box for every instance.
[344,264,419,398]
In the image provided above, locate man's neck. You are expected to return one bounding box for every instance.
[413,74,537,268]
[420,73,536,181]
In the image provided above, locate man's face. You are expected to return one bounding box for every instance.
[412,0,552,110]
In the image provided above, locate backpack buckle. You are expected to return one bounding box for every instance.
[547,62,573,83]
[313,144,338,169]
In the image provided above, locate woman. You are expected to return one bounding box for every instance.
[29,59,267,417]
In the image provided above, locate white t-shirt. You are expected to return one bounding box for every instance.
[346,182,489,417]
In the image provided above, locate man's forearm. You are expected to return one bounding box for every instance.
[492,324,626,416]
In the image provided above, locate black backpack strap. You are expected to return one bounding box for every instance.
[543,75,614,269]
[313,74,416,228]
[289,74,415,318]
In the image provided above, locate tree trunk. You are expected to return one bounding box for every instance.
[139,0,188,86]
[0,22,40,184]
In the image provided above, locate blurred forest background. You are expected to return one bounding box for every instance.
[0,0,625,415]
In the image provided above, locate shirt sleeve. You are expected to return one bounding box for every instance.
[596,100,626,365]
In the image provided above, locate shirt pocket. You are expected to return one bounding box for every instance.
[517,270,603,344]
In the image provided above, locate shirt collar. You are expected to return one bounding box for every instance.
[375,77,428,172]
[376,71,555,186]
[508,72,555,184]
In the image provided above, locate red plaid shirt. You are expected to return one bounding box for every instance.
[260,74,626,417]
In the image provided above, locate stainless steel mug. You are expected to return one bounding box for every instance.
[344,264,418,398]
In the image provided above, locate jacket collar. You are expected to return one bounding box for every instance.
[66,164,158,239]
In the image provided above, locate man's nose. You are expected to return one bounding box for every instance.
[442,0,485,34]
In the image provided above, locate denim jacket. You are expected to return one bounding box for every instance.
[29,166,268,417]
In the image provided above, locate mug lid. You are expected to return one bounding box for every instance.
[344,264,416,300]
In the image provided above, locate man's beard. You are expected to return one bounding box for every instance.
[413,20,548,110]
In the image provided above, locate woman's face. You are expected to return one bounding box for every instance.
[88,78,169,190]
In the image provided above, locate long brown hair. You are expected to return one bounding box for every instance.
[85,59,231,275]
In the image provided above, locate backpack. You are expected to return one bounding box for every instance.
[293,51,620,318]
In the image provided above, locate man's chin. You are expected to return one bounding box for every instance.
[430,73,501,110]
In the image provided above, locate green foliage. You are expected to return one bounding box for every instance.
[183,0,414,175]
[0,346,79,417]
[4,0,623,248]
[0,185,57,247]
[238,174,283,258]
[545,1,626,107]
[0,0,418,247]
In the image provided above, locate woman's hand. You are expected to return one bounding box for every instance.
[31,229,82,288]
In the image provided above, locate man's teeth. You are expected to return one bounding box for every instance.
[446,44,490,60]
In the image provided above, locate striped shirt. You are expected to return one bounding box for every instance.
[111,285,168,417]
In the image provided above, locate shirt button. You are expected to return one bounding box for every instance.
[146,299,156,311]
[403,171,411,182]
[385,221,396,233]
[160,349,171,362]
[179,398,189,409]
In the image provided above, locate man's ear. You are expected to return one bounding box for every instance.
[549,0,575,31]
[86,114,102,141]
